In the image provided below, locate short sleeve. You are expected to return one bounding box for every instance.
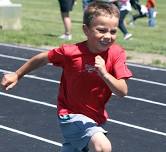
[113,49,132,79]
[48,47,65,67]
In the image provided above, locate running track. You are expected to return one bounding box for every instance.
[0,43,166,152]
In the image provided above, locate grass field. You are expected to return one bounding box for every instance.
[0,0,166,58]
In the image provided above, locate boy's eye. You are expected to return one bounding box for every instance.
[110,29,117,35]
[97,28,107,33]
[96,28,117,35]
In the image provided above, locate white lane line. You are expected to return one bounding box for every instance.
[0,54,52,66]
[125,96,166,107]
[0,92,57,108]
[0,92,166,137]
[1,43,166,71]
[0,69,165,107]
[127,63,166,72]
[130,77,166,87]
[0,54,28,61]
[0,43,47,52]
[25,75,60,83]
[108,119,166,136]
[0,69,60,84]
[0,125,62,147]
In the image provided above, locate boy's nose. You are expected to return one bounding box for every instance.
[103,32,112,39]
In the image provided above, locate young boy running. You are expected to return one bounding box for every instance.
[1,2,132,152]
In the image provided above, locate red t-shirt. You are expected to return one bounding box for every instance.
[48,41,132,124]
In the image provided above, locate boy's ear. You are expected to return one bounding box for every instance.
[82,24,89,36]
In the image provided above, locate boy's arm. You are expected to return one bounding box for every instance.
[1,51,49,90]
[100,73,128,97]
[95,55,128,97]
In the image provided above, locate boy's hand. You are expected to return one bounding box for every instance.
[95,55,108,77]
[1,72,18,90]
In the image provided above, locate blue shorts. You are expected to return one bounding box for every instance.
[58,0,75,13]
[58,114,107,152]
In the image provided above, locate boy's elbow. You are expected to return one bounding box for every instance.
[117,89,128,97]
[122,90,128,97]
[121,84,128,97]
[117,80,128,97]
[117,93,127,98]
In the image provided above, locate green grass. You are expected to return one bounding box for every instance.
[0,0,166,56]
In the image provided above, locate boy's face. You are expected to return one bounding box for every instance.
[83,15,119,53]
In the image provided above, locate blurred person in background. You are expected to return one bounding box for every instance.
[58,0,75,40]
[146,0,157,27]
[129,0,147,24]
[118,0,133,40]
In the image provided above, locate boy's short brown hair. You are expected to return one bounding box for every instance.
[83,2,120,27]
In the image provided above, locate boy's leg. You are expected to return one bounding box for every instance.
[58,114,107,152]
[89,132,112,152]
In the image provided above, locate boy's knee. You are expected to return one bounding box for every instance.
[95,142,112,152]
[90,132,112,152]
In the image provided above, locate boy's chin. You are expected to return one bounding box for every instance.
[99,46,110,52]
[99,43,112,51]
[96,48,108,53]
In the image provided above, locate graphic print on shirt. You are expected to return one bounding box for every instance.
[84,64,96,73]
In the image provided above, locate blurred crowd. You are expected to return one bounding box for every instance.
[58,0,157,41]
